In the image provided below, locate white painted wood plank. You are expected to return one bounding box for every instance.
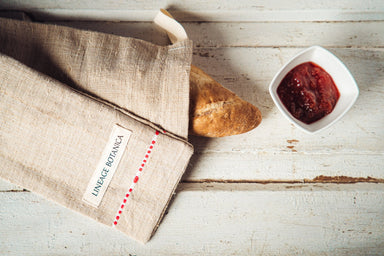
[1,183,383,255]
[186,22,384,48]
[185,152,384,181]
[3,0,383,10]
[55,21,384,48]
[1,0,383,21]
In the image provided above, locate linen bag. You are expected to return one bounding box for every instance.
[0,12,193,243]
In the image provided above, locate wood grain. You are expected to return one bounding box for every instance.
[1,0,383,21]
[1,183,383,255]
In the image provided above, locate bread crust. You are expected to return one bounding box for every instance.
[189,65,262,137]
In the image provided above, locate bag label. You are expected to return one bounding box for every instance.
[83,124,132,207]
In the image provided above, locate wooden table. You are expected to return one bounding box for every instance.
[1,1,383,255]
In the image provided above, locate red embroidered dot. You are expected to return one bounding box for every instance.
[121,204,124,209]
[119,211,122,214]
[139,168,143,171]
[155,131,160,135]
[114,221,117,225]
[147,150,151,154]
[126,194,129,197]
[133,176,139,183]
[141,163,145,167]
[116,216,120,220]
[150,145,153,149]
[152,140,156,144]
[145,154,149,158]
[123,199,127,203]
[129,188,132,192]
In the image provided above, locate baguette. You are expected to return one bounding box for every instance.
[155,9,262,137]
[189,65,262,137]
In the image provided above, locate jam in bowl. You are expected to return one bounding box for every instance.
[269,46,359,134]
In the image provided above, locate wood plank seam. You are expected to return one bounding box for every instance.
[183,176,384,184]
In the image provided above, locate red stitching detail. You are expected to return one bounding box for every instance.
[113,130,161,227]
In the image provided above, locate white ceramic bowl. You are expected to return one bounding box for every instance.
[269,46,359,134]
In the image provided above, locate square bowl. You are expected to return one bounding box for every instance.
[269,46,359,134]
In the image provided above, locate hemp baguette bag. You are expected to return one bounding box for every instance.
[0,13,193,243]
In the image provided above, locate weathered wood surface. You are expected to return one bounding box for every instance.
[1,184,384,256]
[0,1,384,255]
[1,0,384,21]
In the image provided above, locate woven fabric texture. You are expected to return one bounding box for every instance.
[0,18,193,243]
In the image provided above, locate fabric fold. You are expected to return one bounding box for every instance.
[0,17,193,139]
[0,16,194,243]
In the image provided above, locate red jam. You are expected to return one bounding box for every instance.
[277,62,340,124]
